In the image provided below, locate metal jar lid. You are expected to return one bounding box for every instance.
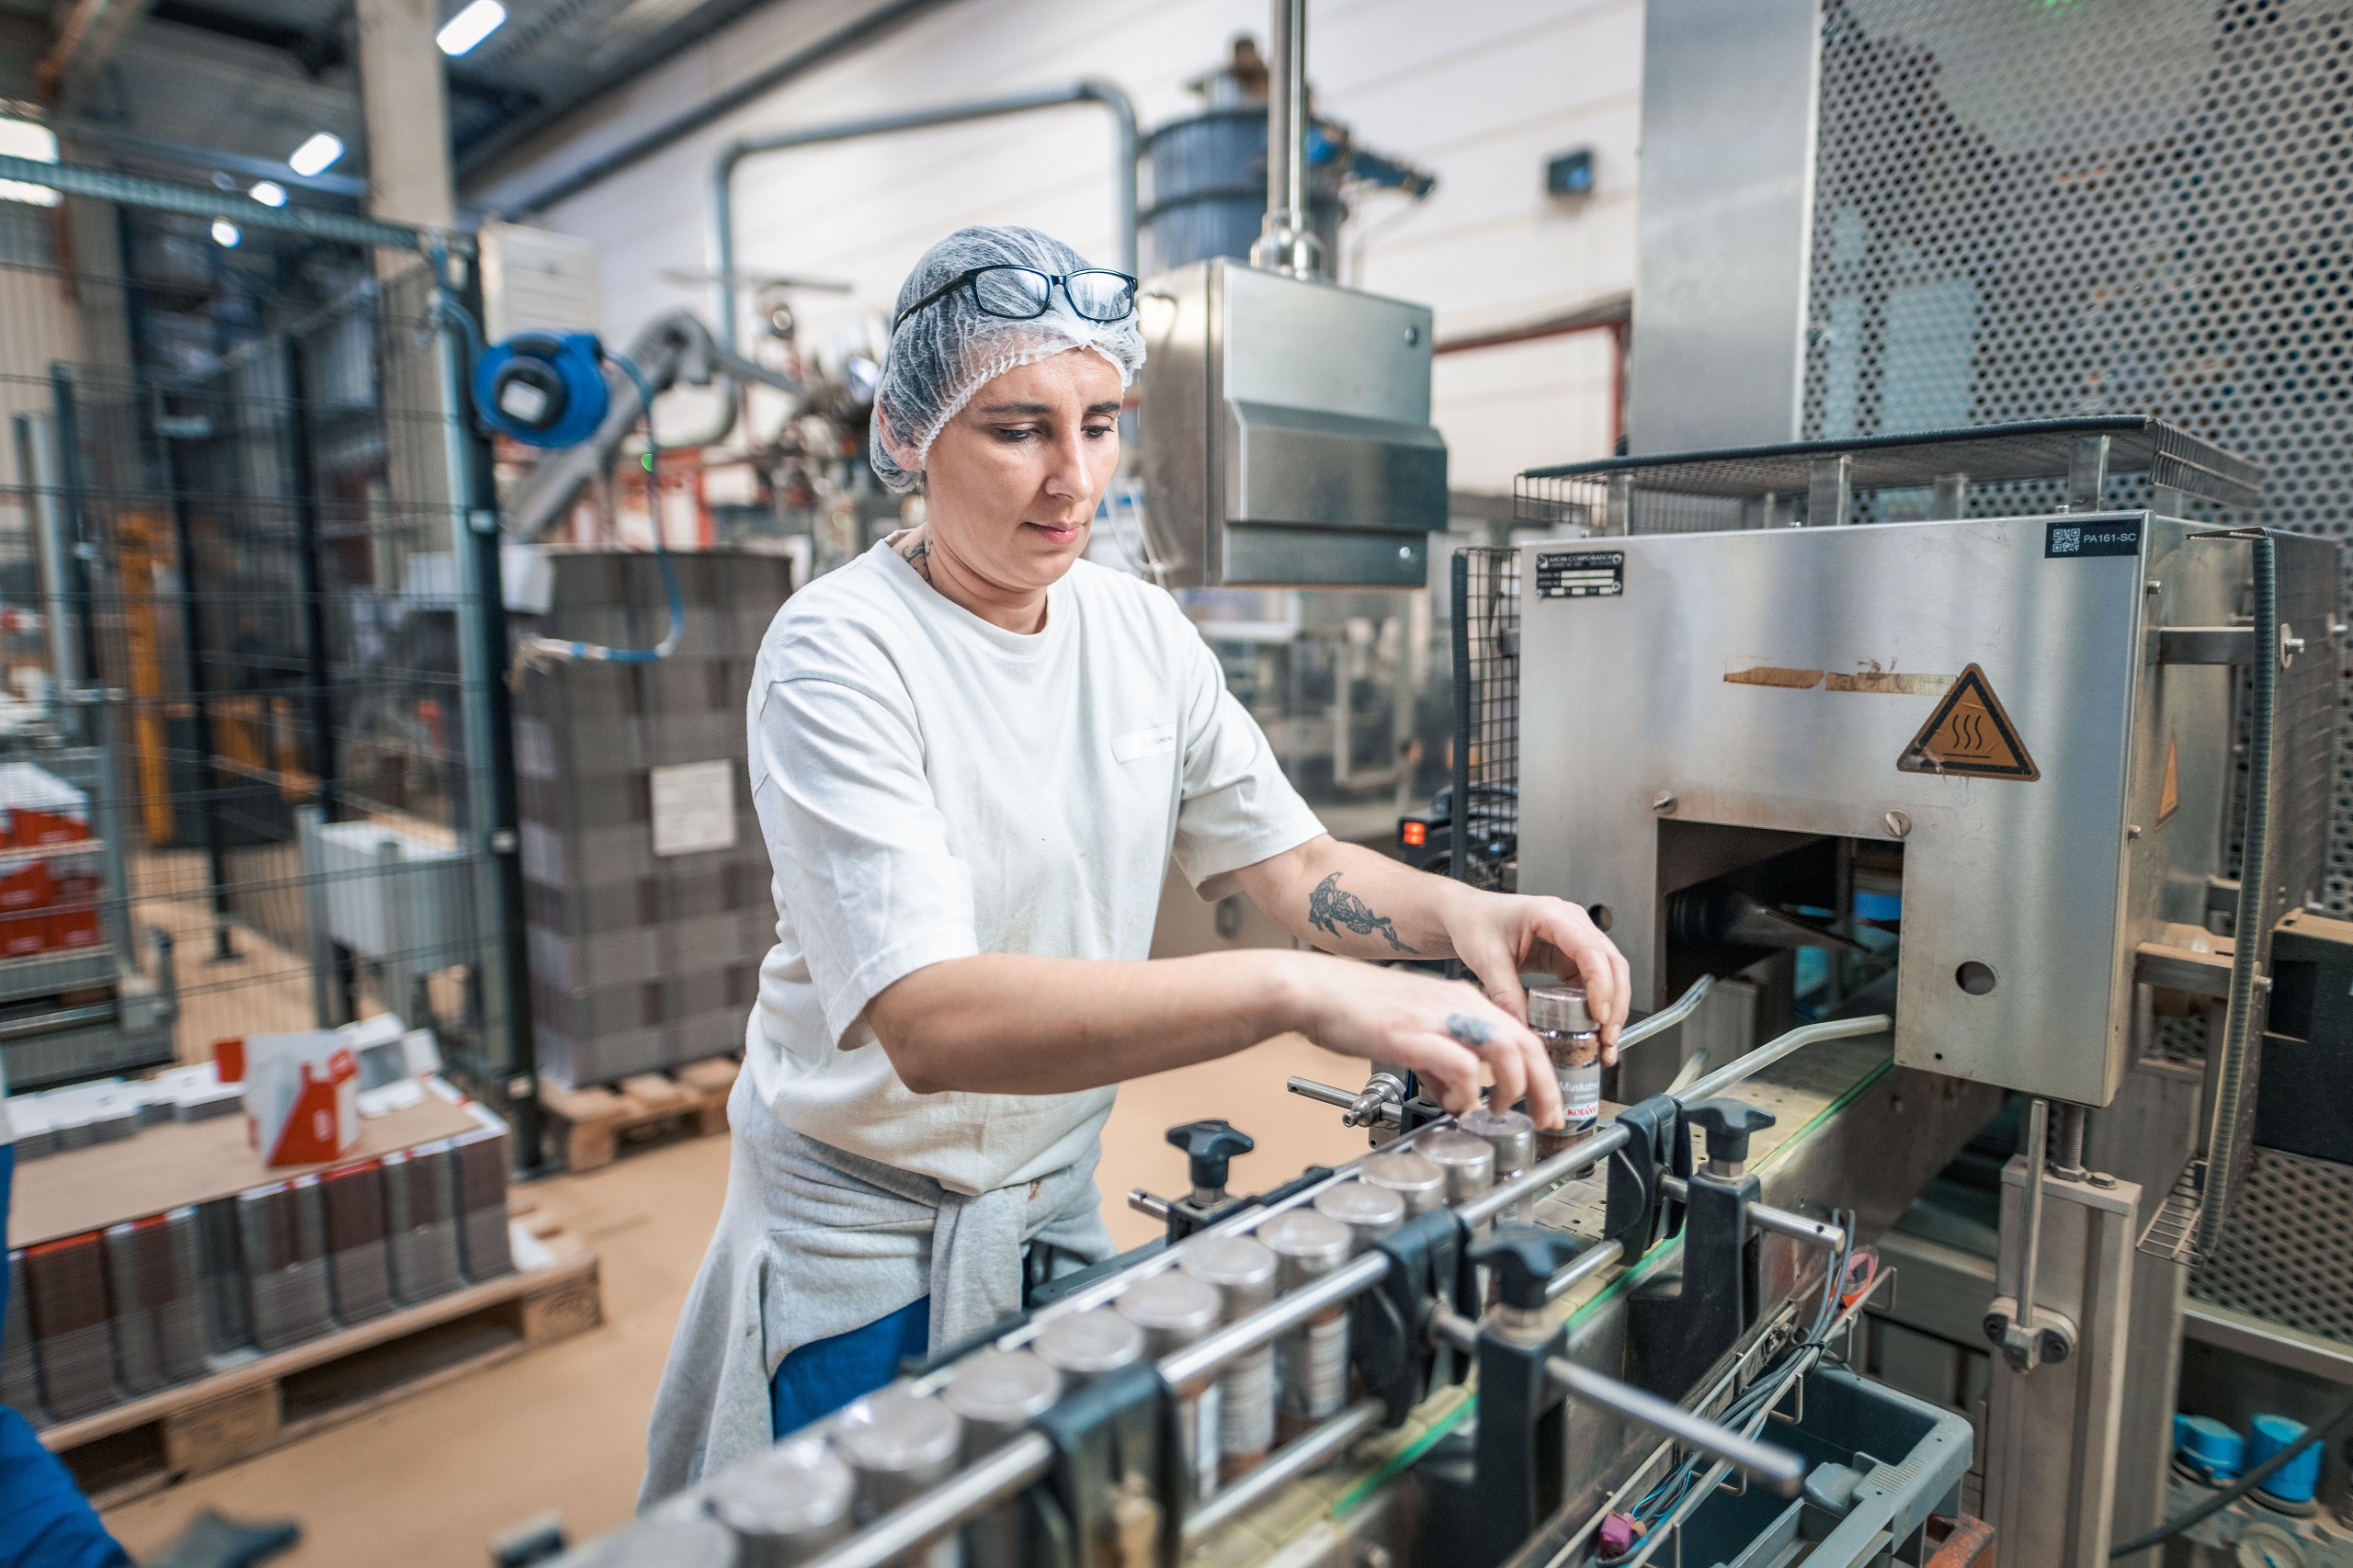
[1257,1208,1354,1287]
[1178,1234,1279,1317]
[1458,1107,1538,1172]
[835,1387,962,1478]
[1358,1150,1448,1216]
[706,1437,855,1544]
[1313,1182,1407,1249]
[1415,1130,1496,1201]
[1033,1307,1146,1377]
[1528,983,1596,1034]
[1115,1270,1222,1352]
[941,1348,1063,1431]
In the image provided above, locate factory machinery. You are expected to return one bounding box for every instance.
[520,0,2347,1554]
[533,410,2346,1568]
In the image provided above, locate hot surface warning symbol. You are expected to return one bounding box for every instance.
[1896,665,2040,781]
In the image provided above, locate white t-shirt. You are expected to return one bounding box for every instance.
[741,539,1326,1196]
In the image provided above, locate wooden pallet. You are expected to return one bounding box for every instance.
[537,1057,737,1173]
[40,1231,603,1508]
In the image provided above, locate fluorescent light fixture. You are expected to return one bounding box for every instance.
[436,0,506,55]
[0,118,61,208]
[210,219,241,247]
[288,131,344,177]
[249,180,287,208]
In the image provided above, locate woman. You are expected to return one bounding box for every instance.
[642,224,1631,1499]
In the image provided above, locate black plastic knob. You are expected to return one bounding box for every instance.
[1167,1119,1255,1192]
[1472,1226,1585,1310]
[1685,1099,1776,1167]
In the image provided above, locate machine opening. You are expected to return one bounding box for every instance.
[1956,960,1997,995]
[1611,822,1905,1103]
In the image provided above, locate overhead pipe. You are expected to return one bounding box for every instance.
[710,79,1139,354]
[1247,0,1319,278]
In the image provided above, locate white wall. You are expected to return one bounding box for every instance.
[468,0,1643,492]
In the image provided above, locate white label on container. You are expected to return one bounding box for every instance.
[650,760,737,858]
[1193,1381,1223,1499]
[1221,1346,1277,1455]
[1563,1068,1601,1127]
[1279,1314,1350,1419]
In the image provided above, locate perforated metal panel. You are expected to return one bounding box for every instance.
[2188,1148,2353,1340]
[1801,0,2353,1339]
[1802,0,2353,914]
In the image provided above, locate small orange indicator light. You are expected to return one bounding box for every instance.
[1402,821,1427,847]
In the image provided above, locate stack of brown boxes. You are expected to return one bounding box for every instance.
[512,551,790,1088]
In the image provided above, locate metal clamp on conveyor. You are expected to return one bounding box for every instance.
[1030,1358,1175,1568]
[1423,1230,1807,1568]
[1627,1099,1773,1401]
[1352,1205,1475,1425]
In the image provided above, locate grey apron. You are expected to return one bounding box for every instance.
[640,1071,1117,1505]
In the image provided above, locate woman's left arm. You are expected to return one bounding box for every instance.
[1224,835,1633,1056]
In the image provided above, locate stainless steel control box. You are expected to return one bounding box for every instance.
[1136,257,1447,588]
[1515,514,2329,1108]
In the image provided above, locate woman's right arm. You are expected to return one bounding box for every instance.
[865,948,1561,1125]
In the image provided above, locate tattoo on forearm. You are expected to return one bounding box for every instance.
[899,534,934,584]
[1446,1013,1493,1047]
[1307,872,1418,953]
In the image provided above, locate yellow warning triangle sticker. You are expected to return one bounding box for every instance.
[2156,733,2180,826]
[1896,664,2040,781]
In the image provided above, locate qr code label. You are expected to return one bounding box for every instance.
[2043,519,2141,559]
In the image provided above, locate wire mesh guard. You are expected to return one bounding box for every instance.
[1794,0,2353,1336]
[1513,416,2261,535]
[0,201,520,1100]
[1448,547,1518,893]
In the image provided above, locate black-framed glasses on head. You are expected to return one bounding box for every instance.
[892,265,1140,334]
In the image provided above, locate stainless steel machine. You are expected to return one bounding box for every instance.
[1133,0,1447,588]
[1499,419,2338,1566]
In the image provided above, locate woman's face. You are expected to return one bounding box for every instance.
[915,347,1123,597]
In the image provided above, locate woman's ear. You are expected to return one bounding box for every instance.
[874,398,926,480]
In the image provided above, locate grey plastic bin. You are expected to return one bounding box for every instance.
[1678,1365,1972,1568]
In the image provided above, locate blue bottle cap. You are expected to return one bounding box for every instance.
[2174,1414,2244,1482]
[2249,1413,2322,1506]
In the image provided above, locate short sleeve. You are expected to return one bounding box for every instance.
[751,675,981,1045]
[1168,640,1327,900]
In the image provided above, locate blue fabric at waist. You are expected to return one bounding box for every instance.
[770,1296,930,1439]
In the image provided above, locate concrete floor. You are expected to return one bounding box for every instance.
[102,1033,1377,1566]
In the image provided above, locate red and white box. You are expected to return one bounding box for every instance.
[215,1032,361,1166]
[0,763,88,847]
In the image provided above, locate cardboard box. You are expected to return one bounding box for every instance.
[0,763,88,847]
[217,1033,361,1167]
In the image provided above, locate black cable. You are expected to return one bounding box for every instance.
[2110,1388,2353,1559]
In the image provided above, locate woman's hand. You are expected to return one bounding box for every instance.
[1281,952,1562,1128]
[1441,888,1632,1062]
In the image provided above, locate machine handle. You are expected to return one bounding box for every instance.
[1166,1119,1254,1194]
[1685,1098,1776,1167]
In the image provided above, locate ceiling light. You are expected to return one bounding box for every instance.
[288,132,343,177]
[249,180,287,208]
[0,118,61,208]
[211,219,241,247]
[436,0,506,55]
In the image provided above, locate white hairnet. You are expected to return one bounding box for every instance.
[869,225,1145,494]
